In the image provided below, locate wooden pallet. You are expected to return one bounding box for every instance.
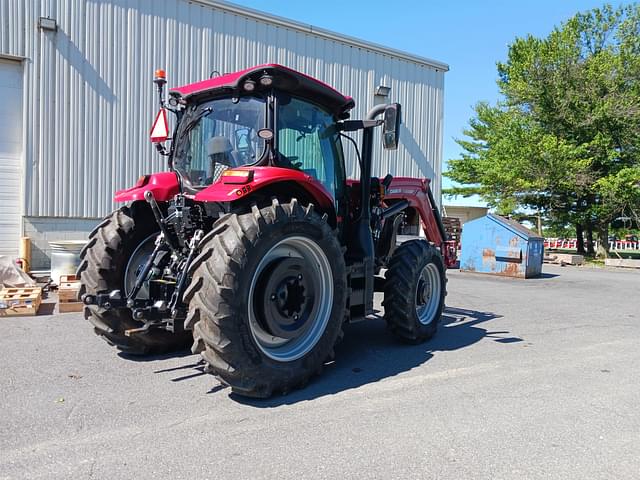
[58,275,83,313]
[59,301,84,313]
[442,216,462,243]
[0,287,42,317]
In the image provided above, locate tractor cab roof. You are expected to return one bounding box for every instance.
[170,64,355,118]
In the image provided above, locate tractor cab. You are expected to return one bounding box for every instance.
[166,65,354,202]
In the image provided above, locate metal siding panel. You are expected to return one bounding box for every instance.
[0,0,26,57]
[14,0,444,218]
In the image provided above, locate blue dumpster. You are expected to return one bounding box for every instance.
[459,214,544,278]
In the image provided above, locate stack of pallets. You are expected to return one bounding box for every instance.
[58,275,83,313]
[0,287,42,317]
[442,217,462,244]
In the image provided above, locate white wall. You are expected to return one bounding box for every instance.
[443,206,489,225]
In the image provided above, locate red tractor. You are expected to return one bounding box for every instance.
[79,64,453,397]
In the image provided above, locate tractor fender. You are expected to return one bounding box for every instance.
[114,171,180,203]
[194,166,335,210]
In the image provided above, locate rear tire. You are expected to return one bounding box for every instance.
[78,205,192,355]
[184,199,347,398]
[383,239,446,344]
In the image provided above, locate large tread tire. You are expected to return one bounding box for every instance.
[78,205,192,355]
[383,239,446,344]
[184,198,347,398]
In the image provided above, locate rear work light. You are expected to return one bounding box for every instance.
[221,169,254,184]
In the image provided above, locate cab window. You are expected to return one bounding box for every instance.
[174,96,266,187]
[277,97,345,200]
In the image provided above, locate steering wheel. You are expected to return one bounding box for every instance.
[279,155,302,170]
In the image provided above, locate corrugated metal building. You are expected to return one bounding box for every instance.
[443,205,490,225]
[0,0,448,268]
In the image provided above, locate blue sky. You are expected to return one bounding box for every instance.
[235,0,612,206]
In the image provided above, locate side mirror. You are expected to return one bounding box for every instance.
[382,103,401,150]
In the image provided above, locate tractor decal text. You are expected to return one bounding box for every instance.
[235,184,253,197]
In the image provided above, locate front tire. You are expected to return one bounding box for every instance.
[184,199,347,398]
[383,239,446,344]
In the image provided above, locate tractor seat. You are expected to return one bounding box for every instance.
[207,137,239,183]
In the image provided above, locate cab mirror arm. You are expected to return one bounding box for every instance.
[338,119,383,132]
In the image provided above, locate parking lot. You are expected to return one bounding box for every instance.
[1,264,639,479]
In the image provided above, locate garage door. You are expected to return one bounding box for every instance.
[0,59,23,259]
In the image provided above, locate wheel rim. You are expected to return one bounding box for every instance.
[124,234,157,299]
[415,262,441,325]
[248,235,333,362]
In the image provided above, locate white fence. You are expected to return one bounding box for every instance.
[544,239,640,251]
[609,241,640,251]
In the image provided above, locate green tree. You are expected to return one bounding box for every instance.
[446,4,640,257]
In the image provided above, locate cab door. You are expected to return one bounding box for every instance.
[276,96,347,205]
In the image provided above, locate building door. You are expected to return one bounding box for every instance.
[0,58,23,259]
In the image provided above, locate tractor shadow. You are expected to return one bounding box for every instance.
[534,272,561,279]
[234,305,518,407]
[118,349,193,362]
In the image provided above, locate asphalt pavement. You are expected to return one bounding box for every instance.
[1,264,639,479]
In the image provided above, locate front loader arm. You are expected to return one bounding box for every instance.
[385,177,447,245]
[385,177,456,268]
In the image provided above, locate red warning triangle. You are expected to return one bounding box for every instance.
[150,108,169,142]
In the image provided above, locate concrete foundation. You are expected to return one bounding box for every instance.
[23,217,100,270]
[547,253,585,265]
[605,258,640,269]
